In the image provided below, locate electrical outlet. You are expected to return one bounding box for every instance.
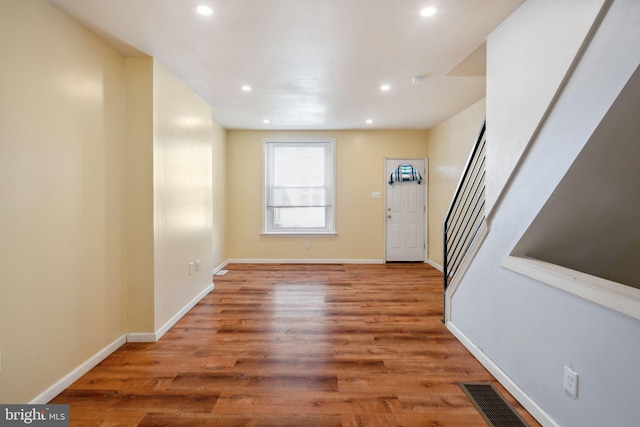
[189,262,195,275]
[564,366,579,398]
[305,241,310,249]
[196,260,201,271]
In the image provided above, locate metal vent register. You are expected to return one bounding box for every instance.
[460,383,529,427]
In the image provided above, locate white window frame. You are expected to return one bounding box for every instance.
[262,138,336,235]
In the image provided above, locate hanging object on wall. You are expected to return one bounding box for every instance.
[389,164,422,185]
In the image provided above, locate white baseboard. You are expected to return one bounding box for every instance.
[30,334,127,404]
[126,283,215,343]
[426,259,443,272]
[153,282,214,341]
[126,332,156,343]
[444,221,489,323]
[212,260,229,275]
[227,258,385,264]
[446,322,559,427]
[30,282,215,403]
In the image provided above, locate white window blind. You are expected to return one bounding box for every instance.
[263,138,335,234]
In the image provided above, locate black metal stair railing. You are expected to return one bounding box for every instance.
[442,119,486,322]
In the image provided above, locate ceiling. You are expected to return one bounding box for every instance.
[48,0,524,130]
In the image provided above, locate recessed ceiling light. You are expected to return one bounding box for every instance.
[380,84,391,91]
[420,6,437,17]
[241,85,251,92]
[263,119,270,124]
[366,119,373,124]
[196,5,214,16]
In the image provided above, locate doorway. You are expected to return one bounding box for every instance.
[385,159,427,262]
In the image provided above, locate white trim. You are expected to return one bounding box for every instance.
[29,334,127,404]
[212,260,229,275]
[227,258,385,264]
[262,138,336,234]
[154,282,214,341]
[444,221,490,322]
[424,158,429,263]
[30,282,215,403]
[127,283,215,343]
[447,322,560,427]
[426,259,443,272]
[261,232,338,236]
[502,256,640,322]
[126,333,156,343]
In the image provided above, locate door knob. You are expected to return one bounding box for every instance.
[387,214,392,219]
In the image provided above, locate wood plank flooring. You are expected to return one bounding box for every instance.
[51,263,539,426]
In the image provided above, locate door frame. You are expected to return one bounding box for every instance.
[383,158,428,263]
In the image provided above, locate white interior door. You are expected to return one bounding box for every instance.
[385,159,426,262]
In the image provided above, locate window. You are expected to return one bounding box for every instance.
[263,138,335,234]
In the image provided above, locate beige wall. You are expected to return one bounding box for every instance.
[0,0,126,402]
[226,130,429,261]
[124,59,223,333]
[152,61,215,331]
[0,0,478,404]
[212,124,228,269]
[0,1,226,402]
[124,57,155,333]
[427,99,486,267]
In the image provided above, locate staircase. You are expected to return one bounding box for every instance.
[442,120,487,322]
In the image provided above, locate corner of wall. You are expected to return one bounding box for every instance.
[123,56,156,334]
[426,98,487,267]
[151,61,215,332]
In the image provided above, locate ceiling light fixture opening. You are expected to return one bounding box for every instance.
[380,84,391,91]
[366,119,373,124]
[241,85,252,92]
[196,5,214,16]
[420,7,437,17]
[263,119,270,124]
[412,75,428,85]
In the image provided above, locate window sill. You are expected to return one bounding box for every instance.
[502,255,640,322]
[261,232,337,236]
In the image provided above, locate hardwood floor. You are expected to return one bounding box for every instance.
[51,263,539,426]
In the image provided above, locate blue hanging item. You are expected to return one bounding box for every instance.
[389,164,422,185]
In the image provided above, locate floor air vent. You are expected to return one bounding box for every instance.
[460,383,529,427]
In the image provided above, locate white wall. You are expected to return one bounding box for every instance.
[485,0,608,214]
[512,67,640,289]
[451,1,640,425]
